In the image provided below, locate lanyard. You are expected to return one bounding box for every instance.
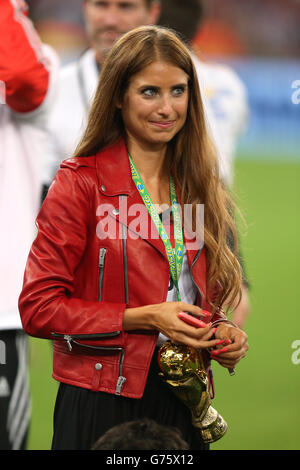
[129,154,184,301]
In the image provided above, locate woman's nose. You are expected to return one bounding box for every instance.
[157,95,173,115]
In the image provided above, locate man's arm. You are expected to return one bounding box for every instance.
[0,0,51,112]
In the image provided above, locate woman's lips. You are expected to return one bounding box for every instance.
[149,121,175,129]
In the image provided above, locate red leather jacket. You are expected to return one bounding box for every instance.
[19,138,225,398]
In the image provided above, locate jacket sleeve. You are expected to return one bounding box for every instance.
[0,0,51,112]
[18,167,126,342]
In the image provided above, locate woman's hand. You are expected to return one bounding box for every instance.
[124,301,225,351]
[209,323,249,369]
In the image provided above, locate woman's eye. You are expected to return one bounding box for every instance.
[172,86,185,96]
[141,88,157,97]
[140,86,186,98]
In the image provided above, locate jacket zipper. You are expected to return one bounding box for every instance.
[120,195,129,304]
[51,331,121,351]
[115,348,126,395]
[51,331,126,394]
[117,195,128,393]
[98,247,106,301]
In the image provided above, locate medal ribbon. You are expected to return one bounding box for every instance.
[129,154,184,301]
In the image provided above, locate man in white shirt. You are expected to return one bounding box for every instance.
[0,0,59,449]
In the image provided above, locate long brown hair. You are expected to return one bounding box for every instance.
[73,25,242,311]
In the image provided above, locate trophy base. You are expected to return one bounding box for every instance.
[194,406,228,444]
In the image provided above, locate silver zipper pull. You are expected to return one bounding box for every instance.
[64,335,73,352]
[115,376,126,395]
[99,248,106,268]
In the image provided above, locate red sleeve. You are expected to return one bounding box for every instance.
[18,168,126,344]
[0,0,50,112]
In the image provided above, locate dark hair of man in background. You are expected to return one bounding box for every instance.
[92,418,189,450]
[158,0,205,43]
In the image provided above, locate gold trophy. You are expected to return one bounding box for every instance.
[158,341,228,443]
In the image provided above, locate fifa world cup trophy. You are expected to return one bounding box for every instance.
[158,341,228,443]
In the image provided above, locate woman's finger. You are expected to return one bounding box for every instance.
[171,332,228,351]
[210,348,247,367]
[178,303,211,319]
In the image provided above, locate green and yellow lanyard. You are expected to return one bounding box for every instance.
[129,154,184,301]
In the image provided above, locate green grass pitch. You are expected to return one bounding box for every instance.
[26,159,300,450]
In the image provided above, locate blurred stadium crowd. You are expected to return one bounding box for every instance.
[27,0,300,61]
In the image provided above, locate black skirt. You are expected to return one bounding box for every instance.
[51,349,209,450]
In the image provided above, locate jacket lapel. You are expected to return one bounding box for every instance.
[95,138,167,258]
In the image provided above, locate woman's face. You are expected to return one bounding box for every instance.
[120,61,189,150]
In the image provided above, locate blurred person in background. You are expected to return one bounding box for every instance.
[158,0,250,329]
[41,0,161,201]
[0,0,58,449]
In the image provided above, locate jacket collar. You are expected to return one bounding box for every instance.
[95,138,136,197]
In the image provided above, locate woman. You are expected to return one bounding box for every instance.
[19,26,248,450]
